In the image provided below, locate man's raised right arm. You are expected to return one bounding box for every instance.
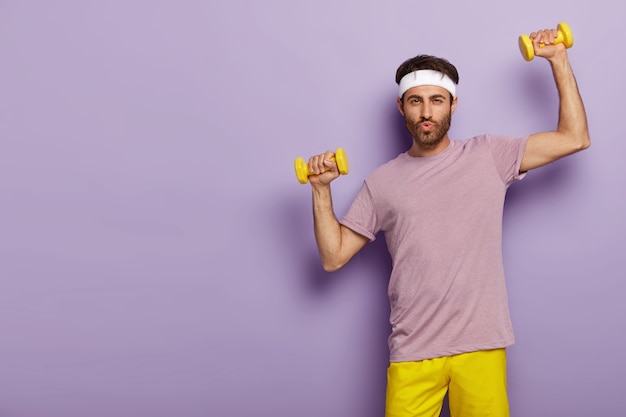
[308,151,369,272]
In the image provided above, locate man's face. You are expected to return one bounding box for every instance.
[398,85,457,149]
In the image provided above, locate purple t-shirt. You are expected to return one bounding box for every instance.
[341,134,529,362]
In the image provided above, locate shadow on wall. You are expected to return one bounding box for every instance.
[441,395,451,417]
[305,236,393,417]
[279,190,393,415]
[386,99,413,158]
[505,58,579,210]
[303,234,391,293]
[505,155,575,208]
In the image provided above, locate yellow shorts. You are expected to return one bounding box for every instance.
[385,349,509,417]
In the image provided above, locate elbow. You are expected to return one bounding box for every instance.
[321,261,342,273]
[575,133,591,152]
[581,134,591,150]
[321,257,347,272]
[560,126,590,153]
[568,131,590,153]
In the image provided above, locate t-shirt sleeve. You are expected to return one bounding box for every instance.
[487,134,529,186]
[340,182,379,242]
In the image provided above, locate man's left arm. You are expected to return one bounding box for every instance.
[520,27,591,173]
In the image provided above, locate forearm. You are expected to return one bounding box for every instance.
[312,185,344,271]
[550,52,590,149]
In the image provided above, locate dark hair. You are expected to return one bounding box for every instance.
[395,54,459,87]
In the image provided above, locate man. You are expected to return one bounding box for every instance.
[305,27,589,416]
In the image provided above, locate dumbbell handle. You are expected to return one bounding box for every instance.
[519,22,574,61]
[294,148,349,184]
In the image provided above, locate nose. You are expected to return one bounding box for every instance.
[420,102,433,120]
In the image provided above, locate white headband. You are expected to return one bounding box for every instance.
[398,69,456,98]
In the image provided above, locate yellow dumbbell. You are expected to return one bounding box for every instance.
[518,21,574,61]
[294,148,349,184]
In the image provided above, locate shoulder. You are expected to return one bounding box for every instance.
[478,133,529,146]
[365,152,408,182]
[460,134,528,153]
[460,134,493,148]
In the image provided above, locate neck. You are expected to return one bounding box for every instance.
[407,136,451,157]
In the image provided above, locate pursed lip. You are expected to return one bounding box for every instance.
[420,122,434,130]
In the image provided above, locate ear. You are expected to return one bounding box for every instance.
[396,97,405,117]
[451,96,458,114]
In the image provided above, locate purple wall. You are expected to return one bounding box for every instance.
[1,1,624,416]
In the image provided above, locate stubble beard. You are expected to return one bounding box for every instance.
[405,111,452,149]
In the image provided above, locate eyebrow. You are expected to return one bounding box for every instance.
[405,93,447,101]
